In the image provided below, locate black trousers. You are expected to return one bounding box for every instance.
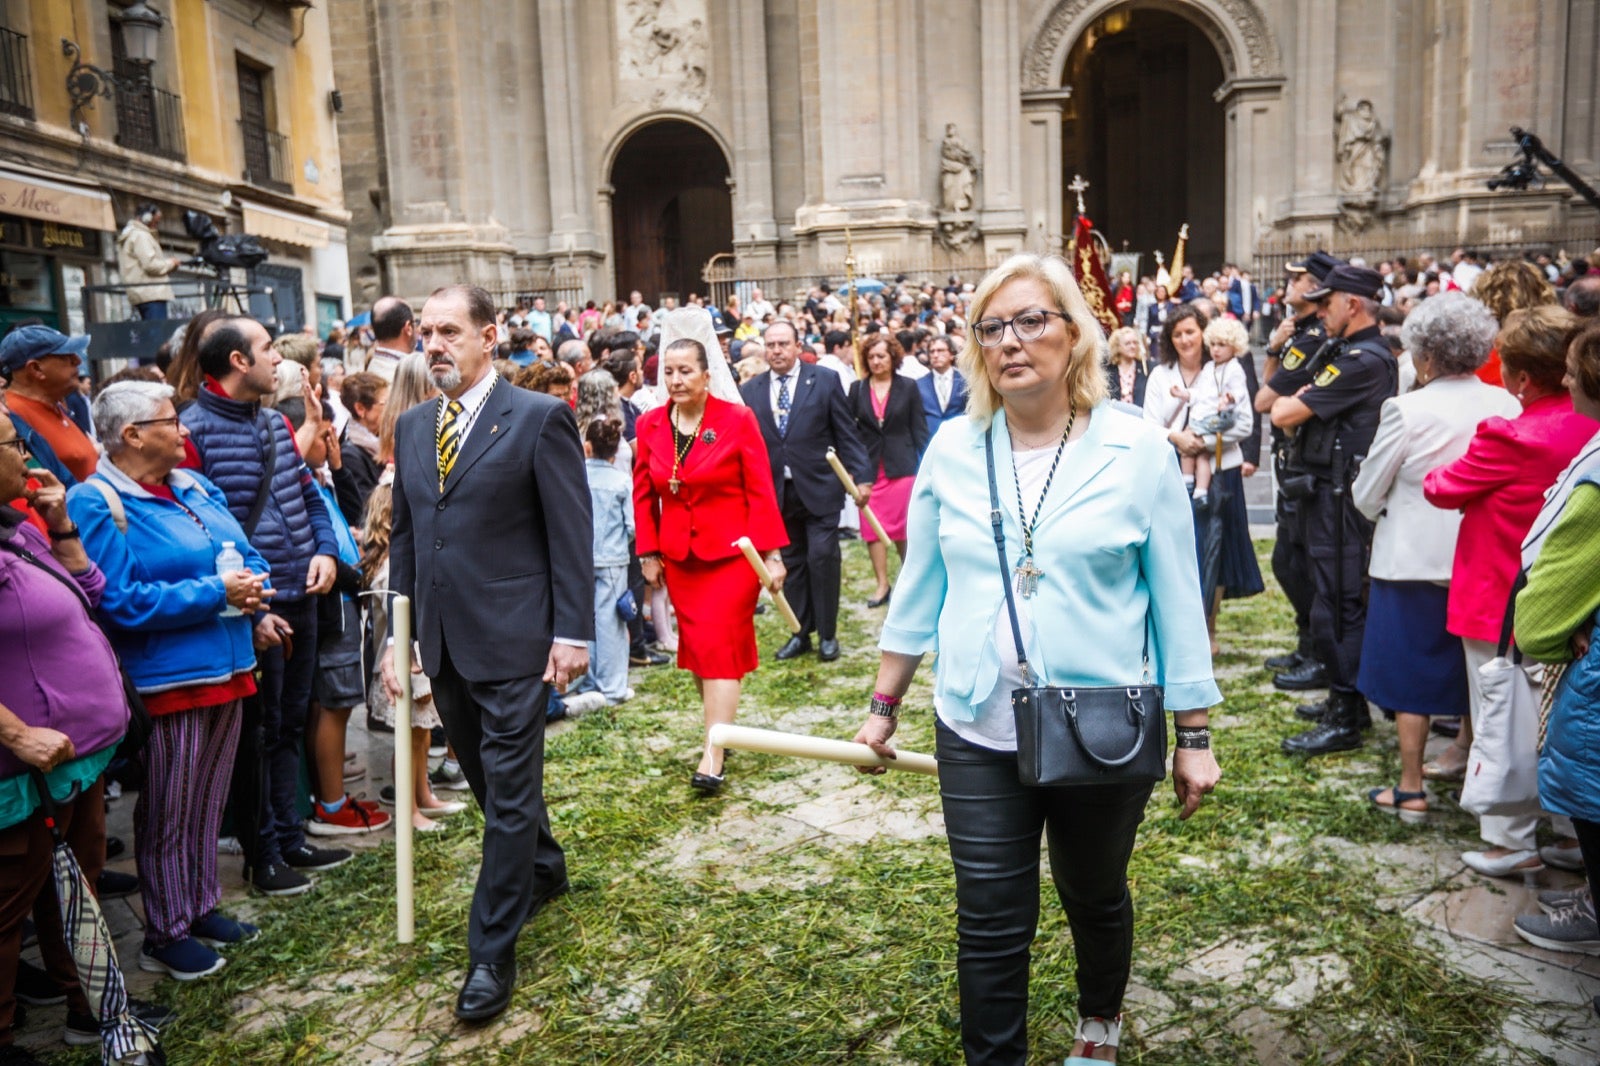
[779,487,842,642]
[1271,492,1314,640]
[1305,483,1373,694]
[1570,818,1600,910]
[430,632,565,965]
[936,722,1153,1065]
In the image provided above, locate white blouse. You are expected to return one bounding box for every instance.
[1142,359,1254,472]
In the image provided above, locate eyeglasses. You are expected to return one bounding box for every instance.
[131,417,181,430]
[971,310,1071,348]
[0,437,28,455]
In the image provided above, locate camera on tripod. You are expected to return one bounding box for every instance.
[182,210,268,272]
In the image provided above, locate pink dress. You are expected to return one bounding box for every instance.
[862,384,914,543]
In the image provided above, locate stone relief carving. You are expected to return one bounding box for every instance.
[1334,94,1389,233]
[618,0,708,110]
[1022,0,1281,90]
[939,124,980,213]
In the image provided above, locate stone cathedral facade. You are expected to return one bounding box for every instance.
[329,0,1600,305]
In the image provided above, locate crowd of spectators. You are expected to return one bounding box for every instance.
[3,236,1600,1060]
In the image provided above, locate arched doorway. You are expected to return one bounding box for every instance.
[609,121,733,305]
[1063,6,1227,274]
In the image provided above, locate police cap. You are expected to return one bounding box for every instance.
[1285,250,1342,281]
[1305,264,1384,302]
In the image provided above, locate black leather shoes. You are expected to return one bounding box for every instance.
[1264,649,1303,671]
[524,876,570,927]
[629,648,670,667]
[455,960,516,1021]
[1282,691,1367,756]
[775,635,812,660]
[818,639,841,662]
[1273,659,1329,691]
[866,589,891,608]
[1294,697,1327,722]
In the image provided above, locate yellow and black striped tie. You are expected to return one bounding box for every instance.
[437,399,464,488]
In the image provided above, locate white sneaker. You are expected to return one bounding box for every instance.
[607,688,636,706]
[563,692,607,717]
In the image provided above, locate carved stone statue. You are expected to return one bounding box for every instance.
[1334,95,1389,232]
[939,123,979,214]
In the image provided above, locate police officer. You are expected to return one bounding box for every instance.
[1254,251,1341,692]
[1269,265,1398,755]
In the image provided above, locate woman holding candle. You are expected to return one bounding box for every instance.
[853,254,1220,1064]
[634,311,788,793]
[847,333,930,607]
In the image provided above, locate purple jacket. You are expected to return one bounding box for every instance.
[0,521,128,781]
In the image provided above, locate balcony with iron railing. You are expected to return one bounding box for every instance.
[114,81,185,161]
[238,120,293,193]
[0,26,34,120]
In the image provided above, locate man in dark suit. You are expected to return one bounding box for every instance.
[740,320,872,662]
[383,284,593,1022]
[915,333,968,438]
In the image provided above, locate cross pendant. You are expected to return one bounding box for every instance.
[668,478,681,495]
[1014,556,1043,598]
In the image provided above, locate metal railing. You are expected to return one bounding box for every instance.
[239,121,293,193]
[487,268,590,317]
[701,252,1003,313]
[115,83,186,161]
[1251,219,1600,281]
[0,27,34,120]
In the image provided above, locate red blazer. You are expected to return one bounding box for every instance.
[1423,393,1595,642]
[634,395,788,563]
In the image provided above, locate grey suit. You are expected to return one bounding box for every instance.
[390,376,594,964]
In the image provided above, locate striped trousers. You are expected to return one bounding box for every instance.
[135,700,242,948]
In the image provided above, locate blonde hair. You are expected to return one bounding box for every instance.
[1202,317,1250,355]
[268,359,306,407]
[359,482,393,586]
[378,353,438,463]
[271,332,320,369]
[1106,326,1147,369]
[958,254,1108,425]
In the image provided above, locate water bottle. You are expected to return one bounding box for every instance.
[217,541,245,617]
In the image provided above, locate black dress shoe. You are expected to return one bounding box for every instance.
[1263,649,1303,672]
[1273,659,1329,691]
[690,770,724,794]
[866,589,892,608]
[105,835,126,859]
[775,635,812,660]
[818,639,841,662]
[455,960,516,1022]
[96,869,139,899]
[1295,697,1327,722]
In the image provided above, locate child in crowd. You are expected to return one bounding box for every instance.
[276,397,392,838]
[360,481,467,832]
[577,417,635,705]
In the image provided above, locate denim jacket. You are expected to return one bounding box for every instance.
[587,458,634,568]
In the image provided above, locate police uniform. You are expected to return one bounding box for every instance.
[1265,309,1330,671]
[1282,305,1397,755]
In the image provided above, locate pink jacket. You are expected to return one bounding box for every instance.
[1423,393,1595,642]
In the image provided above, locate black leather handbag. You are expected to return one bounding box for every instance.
[986,427,1167,788]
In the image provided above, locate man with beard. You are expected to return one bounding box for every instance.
[383,284,593,1022]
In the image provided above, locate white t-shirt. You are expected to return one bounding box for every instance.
[938,440,1079,751]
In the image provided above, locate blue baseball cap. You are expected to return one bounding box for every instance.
[0,325,90,377]
[707,307,734,336]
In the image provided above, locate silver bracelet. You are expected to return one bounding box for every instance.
[869,695,900,719]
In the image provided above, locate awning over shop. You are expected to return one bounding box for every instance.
[0,166,116,231]
[241,200,330,249]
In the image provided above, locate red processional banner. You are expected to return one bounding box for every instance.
[1072,214,1122,338]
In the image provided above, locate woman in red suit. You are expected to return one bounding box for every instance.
[636,336,788,793]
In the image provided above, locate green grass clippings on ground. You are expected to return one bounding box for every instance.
[80,540,1572,1065]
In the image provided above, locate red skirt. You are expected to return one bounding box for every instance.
[663,553,762,679]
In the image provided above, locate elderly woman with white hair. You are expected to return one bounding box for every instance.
[1348,293,1520,820]
[66,381,272,981]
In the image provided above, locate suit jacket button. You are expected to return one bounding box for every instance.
[436,501,446,511]
[433,539,443,549]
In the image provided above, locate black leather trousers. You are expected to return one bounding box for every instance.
[936,721,1154,1065]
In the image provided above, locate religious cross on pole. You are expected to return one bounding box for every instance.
[1068,174,1090,216]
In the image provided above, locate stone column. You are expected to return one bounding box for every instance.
[1285,0,1339,224]
[729,0,780,273]
[535,0,606,296]
[977,0,1025,260]
[1217,78,1286,266]
[1019,90,1070,256]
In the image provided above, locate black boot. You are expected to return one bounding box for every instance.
[1294,697,1328,722]
[1266,630,1314,672]
[1273,658,1329,691]
[1282,690,1366,755]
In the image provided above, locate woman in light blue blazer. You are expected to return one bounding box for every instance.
[853,254,1222,1066]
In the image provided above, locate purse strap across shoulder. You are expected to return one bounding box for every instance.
[984,423,1148,686]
